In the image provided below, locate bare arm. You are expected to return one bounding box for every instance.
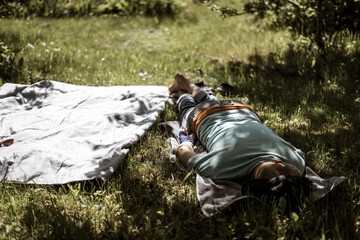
[176,142,196,168]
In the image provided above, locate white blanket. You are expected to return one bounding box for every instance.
[0,80,169,184]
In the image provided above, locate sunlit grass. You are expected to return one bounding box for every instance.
[0,3,291,87]
[0,0,359,239]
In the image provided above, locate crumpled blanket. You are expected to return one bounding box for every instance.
[160,121,347,217]
[0,80,169,184]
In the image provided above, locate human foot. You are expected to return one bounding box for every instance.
[169,89,187,98]
[168,73,199,97]
[168,73,191,95]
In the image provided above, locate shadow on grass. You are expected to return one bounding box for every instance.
[105,158,202,239]
[299,181,359,239]
[203,180,358,239]
[21,200,95,240]
[210,44,359,116]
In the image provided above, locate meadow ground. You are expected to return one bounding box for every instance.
[0,1,359,239]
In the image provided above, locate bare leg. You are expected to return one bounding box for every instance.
[168,73,200,97]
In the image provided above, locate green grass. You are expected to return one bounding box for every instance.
[1,1,360,239]
[0,2,290,86]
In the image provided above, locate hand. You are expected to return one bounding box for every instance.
[179,130,196,144]
[176,141,195,168]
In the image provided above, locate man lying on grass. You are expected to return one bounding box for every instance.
[169,73,311,203]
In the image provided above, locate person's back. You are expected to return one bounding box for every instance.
[187,108,306,180]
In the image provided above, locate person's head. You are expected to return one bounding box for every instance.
[252,159,302,179]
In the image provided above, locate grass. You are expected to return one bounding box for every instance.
[1,0,360,239]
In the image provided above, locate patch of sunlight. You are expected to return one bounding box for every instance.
[324,80,345,95]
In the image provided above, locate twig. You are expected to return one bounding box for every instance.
[288,0,300,9]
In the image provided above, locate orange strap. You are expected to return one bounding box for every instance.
[193,103,258,133]
[0,139,14,147]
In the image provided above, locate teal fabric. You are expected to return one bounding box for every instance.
[187,109,306,180]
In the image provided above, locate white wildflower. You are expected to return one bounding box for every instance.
[139,71,147,77]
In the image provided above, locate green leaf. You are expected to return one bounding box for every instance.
[183,170,195,181]
[291,212,299,222]
[311,59,316,68]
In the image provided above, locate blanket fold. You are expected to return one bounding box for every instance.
[160,121,347,217]
[0,80,169,184]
